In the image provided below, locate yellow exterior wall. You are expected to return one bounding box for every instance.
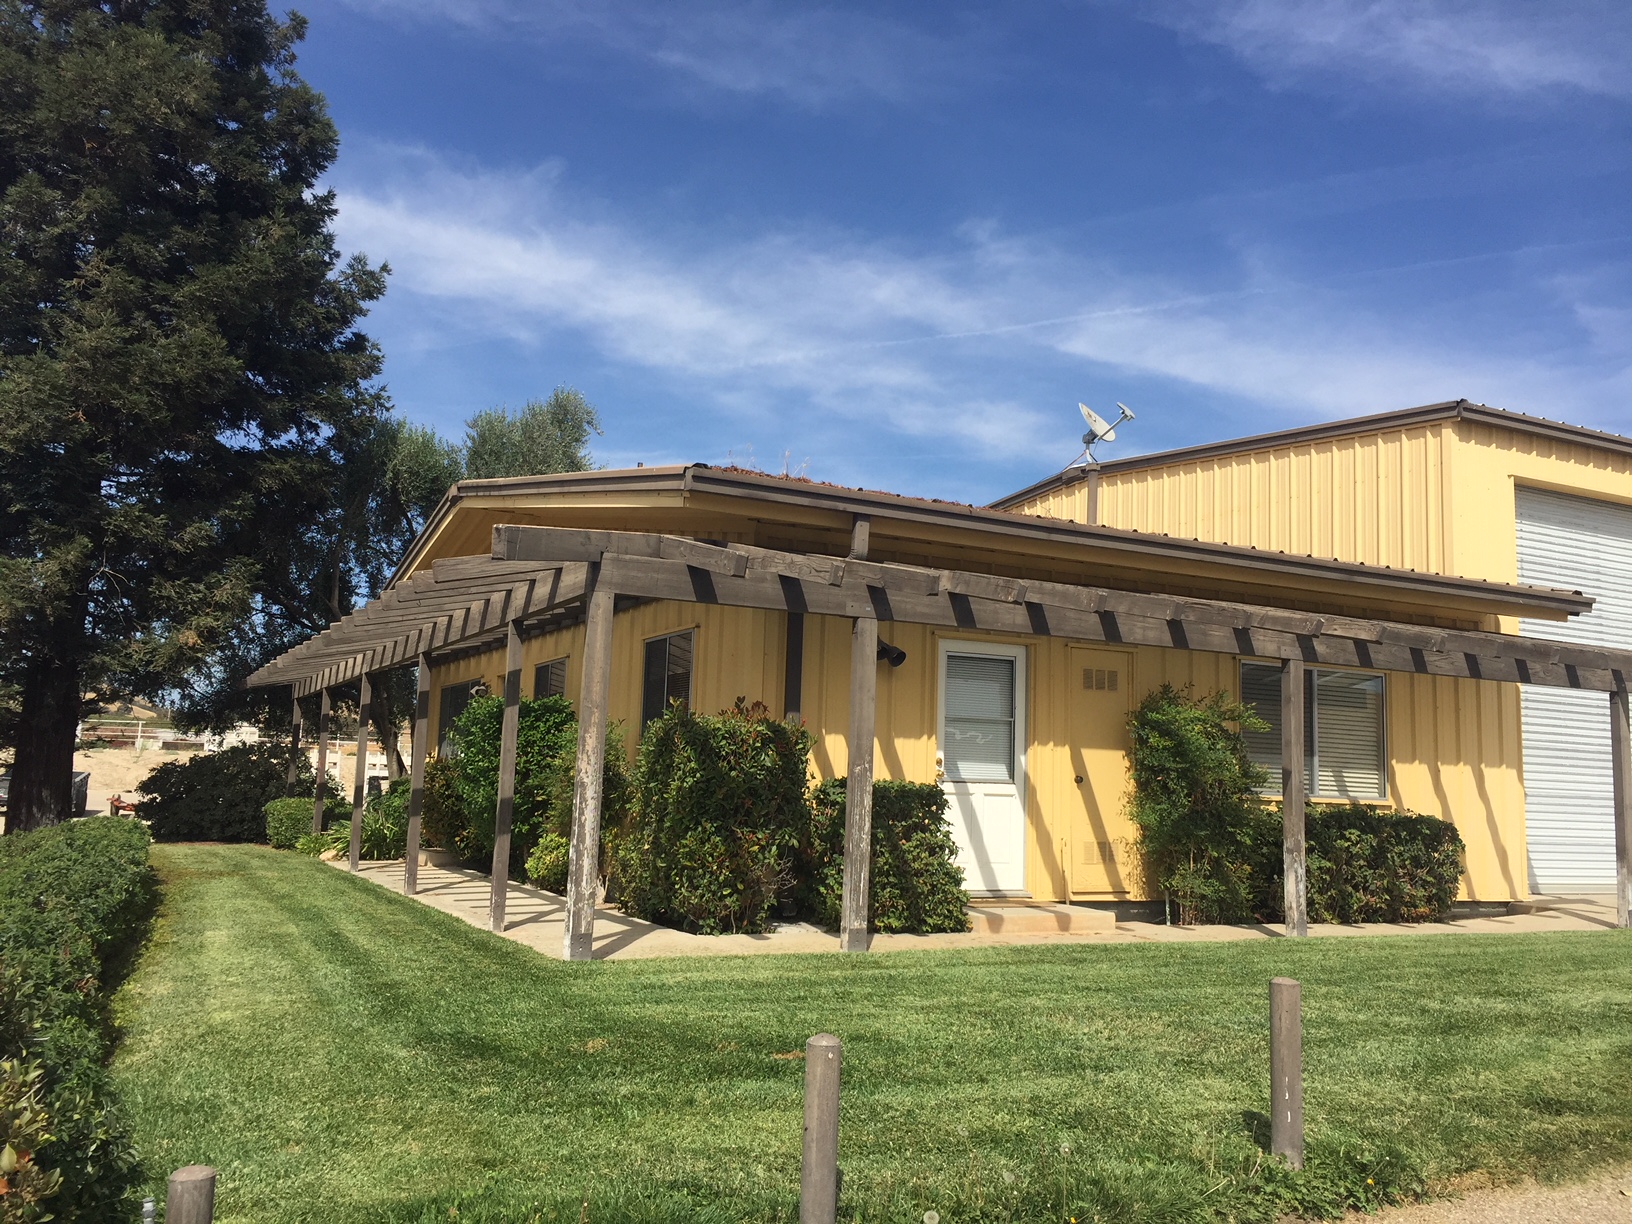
[429,596,1527,903]
[1005,414,1632,903]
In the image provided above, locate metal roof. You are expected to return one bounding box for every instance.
[990,399,1632,511]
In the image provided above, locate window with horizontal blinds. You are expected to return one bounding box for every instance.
[943,653,1015,782]
[437,683,474,756]
[1314,670,1384,798]
[1239,661,1384,800]
[641,631,693,728]
[534,657,568,699]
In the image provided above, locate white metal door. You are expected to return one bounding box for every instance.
[938,642,1027,895]
[1516,487,1632,893]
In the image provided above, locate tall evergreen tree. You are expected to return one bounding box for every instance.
[0,1,387,828]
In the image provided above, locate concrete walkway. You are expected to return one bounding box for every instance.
[1363,1165,1632,1223]
[335,859,1619,961]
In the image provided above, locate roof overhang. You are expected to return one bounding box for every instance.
[251,525,1632,698]
[386,464,1588,628]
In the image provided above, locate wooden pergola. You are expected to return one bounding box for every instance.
[251,522,1632,954]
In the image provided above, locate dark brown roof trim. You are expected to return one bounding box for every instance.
[990,400,1632,510]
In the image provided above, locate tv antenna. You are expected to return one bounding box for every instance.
[1079,402,1135,462]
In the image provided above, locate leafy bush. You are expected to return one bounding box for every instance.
[0,818,155,1218]
[1127,684,1269,923]
[1129,685,1464,925]
[0,1059,64,1219]
[137,742,312,843]
[804,780,970,933]
[1246,803,1464,923]
[525,832,571,893]
[610,702,811,934]
[436,696,629,876]
[264,798,314,849]
[316,778,410,861]
[419,755,471,857]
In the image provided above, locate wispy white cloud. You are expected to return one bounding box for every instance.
[1138,0,1632,100]
[328,0,968,106]
[336,147,1632,480]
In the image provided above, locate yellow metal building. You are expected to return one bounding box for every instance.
[996,399,1632,900]
[398,404,1625,911]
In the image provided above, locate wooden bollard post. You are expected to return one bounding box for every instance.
[801,1033,841,1224]
[1270,977,1303,1169]
[166,1165,216,1224]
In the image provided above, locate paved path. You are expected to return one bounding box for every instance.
[335,859,1618,961]
[1364,1166,1632,1223]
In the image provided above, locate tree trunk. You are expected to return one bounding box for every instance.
[369,687,405,780]
[10,653,82,832]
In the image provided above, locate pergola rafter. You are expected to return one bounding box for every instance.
[254,523,1632,949]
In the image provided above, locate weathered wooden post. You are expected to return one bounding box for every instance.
[348,673,372,872]
[490,622,523,932]
[783,611,805,722]
[1611,685,1632,929]
[284,693,303,798]
[311,687,332,835]
[1270,977,1303,1169]
[838,613,879,953]
[801,1033,842,1224]
[166,1164,216,1224]
[1280,658,1308,937]
[404,653,432,896]
[564,567,616,961]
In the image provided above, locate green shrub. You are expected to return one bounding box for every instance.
[264,798,314,849]
[293,832,328,857]
[804,779,971,933]
[525,832,570,893]
[439,695,629,876]
[1251,803,1464,923]
[611,701,811,934]
[419,755,472,857]
[1127,684,1269,924]
[317,778,410,861]
[0,818,155,1218]
[137,742,312,843]
[1128,686,1464,925]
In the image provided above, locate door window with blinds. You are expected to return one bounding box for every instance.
[942,652,1018,782]
[641,630,694,728]
[1239,662,1386,800]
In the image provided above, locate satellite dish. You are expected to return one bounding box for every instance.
[1079,401,1137,459]
[1080,403,1117,443]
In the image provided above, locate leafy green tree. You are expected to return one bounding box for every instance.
[463,386,600,479]
[0,1,386,828]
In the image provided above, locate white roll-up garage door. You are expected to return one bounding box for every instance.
[1516,487,1632,893]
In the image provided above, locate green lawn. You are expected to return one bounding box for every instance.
[112,845,1632,1223]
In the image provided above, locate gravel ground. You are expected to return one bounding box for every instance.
[1364,1166,1632,1223]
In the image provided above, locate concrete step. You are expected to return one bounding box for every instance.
[966,903,1117,935]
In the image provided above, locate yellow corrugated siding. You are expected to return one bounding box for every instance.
[1004,416,1632,903]
[1084,423,1455,574]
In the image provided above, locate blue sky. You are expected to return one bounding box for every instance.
[296,0,1632,503]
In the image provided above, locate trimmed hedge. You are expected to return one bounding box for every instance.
[1250,803,1464,924]
[138,742,314,842]
[264,798,312,849]
[805,780,970,934]
[0,818,155,1219]
[610,702,811,934]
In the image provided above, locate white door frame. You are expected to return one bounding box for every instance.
[937,638,1028,894]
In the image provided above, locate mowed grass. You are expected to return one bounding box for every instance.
[111,846,1632,1223]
